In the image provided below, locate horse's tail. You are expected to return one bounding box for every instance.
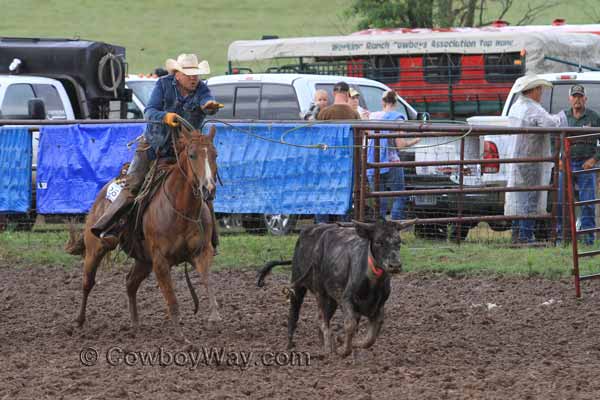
[184,263,200,314]
[64,221,85,256]
[256,260,292,288]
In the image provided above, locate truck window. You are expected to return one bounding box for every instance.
[484,52,522,83]
[359,85,409,119]
[209,84,235,119]
[127,81,156,107]
[315,84,335,106]
[32,84,67,119]
[423,54,461,84]
[1,83,35,116]
[547,83,600,113]
[234,86,260,119]
[259,84,300,120]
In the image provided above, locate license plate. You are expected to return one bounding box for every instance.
[414,195,436,206]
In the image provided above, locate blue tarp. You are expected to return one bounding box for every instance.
[0,127,32,213]
[36,124,144,214]
[210,123,353,215]
[36,123,354,215]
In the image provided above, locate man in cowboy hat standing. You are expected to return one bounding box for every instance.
[91,53,222,252]
[504,74,567,243]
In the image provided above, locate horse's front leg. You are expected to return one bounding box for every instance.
[192,242,220,323]
[152,255,187,342]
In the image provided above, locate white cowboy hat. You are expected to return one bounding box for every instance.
[513,74,553,93]
[165,53,210,76]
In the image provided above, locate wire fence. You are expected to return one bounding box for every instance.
[2,119,600,251]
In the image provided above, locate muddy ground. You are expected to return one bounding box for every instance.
[2,261,600,399]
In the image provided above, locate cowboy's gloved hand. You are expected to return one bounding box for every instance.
[201,101,224,114]
[163,112,180,127]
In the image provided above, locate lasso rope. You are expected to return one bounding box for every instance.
[200,118,474,153]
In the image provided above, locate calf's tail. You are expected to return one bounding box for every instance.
[256,260,292,287]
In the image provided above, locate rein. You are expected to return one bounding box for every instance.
[161,180,204,225]
[157,126,204,226]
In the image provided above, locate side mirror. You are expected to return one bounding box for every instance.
[416,112,430,122]
[28,99,47,120]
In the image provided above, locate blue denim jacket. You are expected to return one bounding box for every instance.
[143,74,215,155]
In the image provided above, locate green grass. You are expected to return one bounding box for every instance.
[0,229,78,268]
[1,0,358,76]
[1,1,595,77]
[1,226,598,280]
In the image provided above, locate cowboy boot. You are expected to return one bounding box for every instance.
[208,200,220,255]
[90,145,151,240]
[90,188,135,239]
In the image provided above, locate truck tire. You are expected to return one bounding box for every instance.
[241,214,298,235]
[263,214,297,236]
[241,214,267,234]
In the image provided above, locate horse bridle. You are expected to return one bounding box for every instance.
[169,124,215,200]
[161,120,216,225]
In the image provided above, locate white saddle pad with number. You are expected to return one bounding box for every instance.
[106,181,124,203]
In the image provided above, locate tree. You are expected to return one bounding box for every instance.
[346,0,558,29]
[346,0,434,29]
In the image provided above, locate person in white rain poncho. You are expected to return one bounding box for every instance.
[504,74,567,243]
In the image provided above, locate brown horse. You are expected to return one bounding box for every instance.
[71,124,219,342]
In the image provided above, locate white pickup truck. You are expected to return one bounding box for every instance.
[0,74,157,169]
[467,71,600,234]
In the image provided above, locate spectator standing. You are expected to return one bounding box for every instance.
[557,84,600,245]
[504,74,567,243]
[368,90,419,221]
[348,88,370,119]
[314,82,360,223]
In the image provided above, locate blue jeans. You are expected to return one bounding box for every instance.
[370,167,406,220]
[557,159,596,245]
[512,220,535,243]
